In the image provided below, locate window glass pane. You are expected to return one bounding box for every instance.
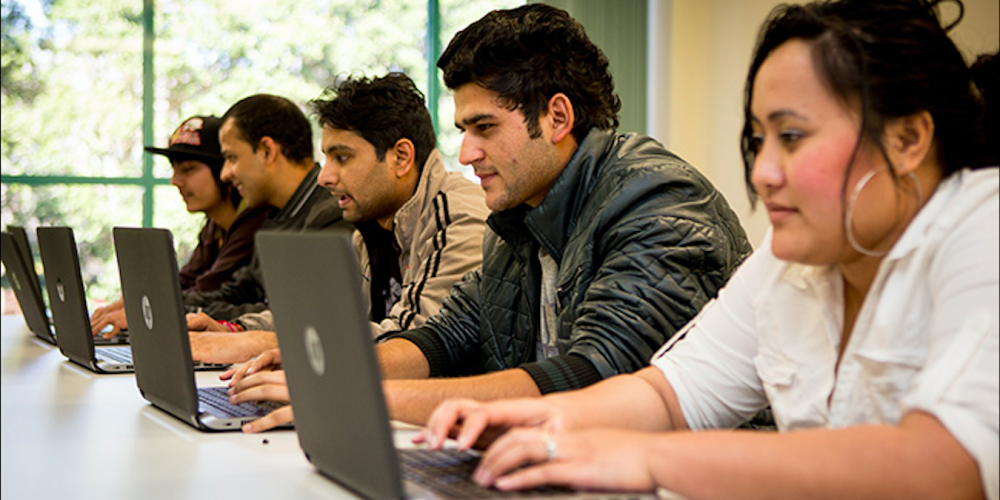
[2,0,145,178]
[0,183,144,308]
[149,0,429,168]
[434,0,526,178]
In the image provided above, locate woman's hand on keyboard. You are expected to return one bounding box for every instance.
[474,427,658,493]
[417,398,566,452]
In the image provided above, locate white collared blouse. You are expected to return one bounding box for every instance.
[653,168,999,499]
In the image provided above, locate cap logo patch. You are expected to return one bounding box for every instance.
[170,117,204,147]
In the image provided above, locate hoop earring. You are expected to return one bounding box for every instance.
[844,170,924,257]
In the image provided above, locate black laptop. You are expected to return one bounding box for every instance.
[37,227,136,372]
[257,231,654,500]
[1,228,56,344]
[113,227,284,431]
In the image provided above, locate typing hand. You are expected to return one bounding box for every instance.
[188,330,277,365]
[90,298,127,338]
[473,428,658,493]
[228,369,292,433]
[416,398,567,452]
[186,312,227,332]
[221,348,283,384]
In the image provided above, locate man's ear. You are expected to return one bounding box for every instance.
[885,111,934,176]
[259,136,279,164]
[390,138,416,178]
[547,93,575,144]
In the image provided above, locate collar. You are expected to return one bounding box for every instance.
[883,168,985,262]
[392,149,447,251]
[272,164,321,222]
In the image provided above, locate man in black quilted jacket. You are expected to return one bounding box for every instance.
[229,4,752,431]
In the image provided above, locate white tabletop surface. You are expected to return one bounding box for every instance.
[0,315,421,500]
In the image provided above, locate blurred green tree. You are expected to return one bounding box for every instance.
[2,0,521,308]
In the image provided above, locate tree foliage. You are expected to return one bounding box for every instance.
[2,0,521,304]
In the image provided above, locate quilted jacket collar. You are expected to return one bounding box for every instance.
[488,129,611,264]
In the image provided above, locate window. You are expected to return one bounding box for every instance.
[1,0,523,312]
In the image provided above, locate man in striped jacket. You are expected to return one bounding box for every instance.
[186,73,488,361]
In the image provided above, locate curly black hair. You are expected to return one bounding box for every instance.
[309,73,437,171]
[437,3,621,142]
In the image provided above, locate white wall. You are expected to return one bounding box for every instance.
[649,0,1000,247]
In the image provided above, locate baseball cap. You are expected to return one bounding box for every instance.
[144,115,224,162]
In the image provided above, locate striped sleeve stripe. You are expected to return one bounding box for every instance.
[400,192,451,331]
[430,193,450,277]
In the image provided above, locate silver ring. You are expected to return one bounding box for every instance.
[543,433,558,461]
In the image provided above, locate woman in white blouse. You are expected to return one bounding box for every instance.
[418,0,999,498]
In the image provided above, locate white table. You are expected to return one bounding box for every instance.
[0,315,419,499]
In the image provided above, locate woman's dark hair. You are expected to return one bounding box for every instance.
[222,94,314,165]
[741,0,996,204]
[972,52,998,161]
[437,3,621,142]
[309,73,437,171]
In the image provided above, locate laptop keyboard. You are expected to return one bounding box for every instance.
[399,449,572,499]
[198,386,284,418]
[95,346,133,364]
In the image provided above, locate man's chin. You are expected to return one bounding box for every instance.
[485,194,518,212]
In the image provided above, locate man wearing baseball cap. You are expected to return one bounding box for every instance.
[90,115,271,336]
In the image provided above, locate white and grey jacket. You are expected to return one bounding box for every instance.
[236,150,489,337]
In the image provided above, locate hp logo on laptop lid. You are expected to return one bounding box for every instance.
[141,295,154,330]
[304,325,325,376]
